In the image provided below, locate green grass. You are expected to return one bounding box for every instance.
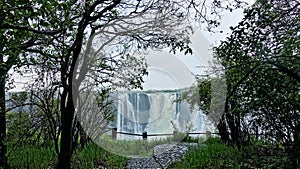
[169,138,242,169]
[8,143,127,169]
[8,145,57,169]
[96,134,184,157]
[7,134,188,168]
[72,143,127,169]
[8,136,290,169]
[169,137,291,169]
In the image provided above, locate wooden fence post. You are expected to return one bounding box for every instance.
[112,128,117,140]
[255,126,259,139]
[142,132,147,140]
[206,131,211,138]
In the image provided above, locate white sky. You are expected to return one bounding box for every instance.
[143,1,255,90]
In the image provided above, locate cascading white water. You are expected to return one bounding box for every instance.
[112,91,214,140]
[145,93,175,134]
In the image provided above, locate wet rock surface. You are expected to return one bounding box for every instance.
[126,142,198,169]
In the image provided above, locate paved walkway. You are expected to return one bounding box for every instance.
[126,143,198,169]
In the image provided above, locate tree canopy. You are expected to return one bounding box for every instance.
[213,0,299,166]
[181,1,299,167]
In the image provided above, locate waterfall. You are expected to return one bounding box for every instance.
[111,90,214,140]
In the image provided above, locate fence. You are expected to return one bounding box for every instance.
[110,128,219,140]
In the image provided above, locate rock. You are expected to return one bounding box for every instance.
[126,142,199,169]
[153,143,189,169]
[126,157,161,169]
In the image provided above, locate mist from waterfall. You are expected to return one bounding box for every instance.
[110,90,214,140]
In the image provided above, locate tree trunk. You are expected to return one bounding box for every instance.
[57,93,75,169]
[0,69,8,169]
[291,123,300,168]
[217,97,230,143]
[217,114,230,143]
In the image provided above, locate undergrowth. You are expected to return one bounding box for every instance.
[169,137,291,169]
[8,142,127,169]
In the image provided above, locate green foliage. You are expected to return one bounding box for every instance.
[240,140,290,169]
[72,143,127,169]
[179,76,227,128]
[182,135,205,143]
[6,90,60,148]
[170,137,290,169]
[170,137,242,169]
[211,0,300,163]
[0,0,64,68]
[6,111,33,145]
[7,137,292,169]
[180,78,211,113]
[0,0,261,168]
[96,134,181,157]
[0,1,65,167]
[7,142,127,169]
[8,145,57,169]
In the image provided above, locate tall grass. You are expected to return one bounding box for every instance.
[8,145,57,169]
[10,136,289,168]
[7,143,127,169]
[169,137,290,169]
[7,134,188,168]
[169,138,242,169]
[72,143,127,169]
[96,134,183,157]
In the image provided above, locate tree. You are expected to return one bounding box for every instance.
[27,70,62,152]
[213,0,299,166]
[0,0,65,167]
[6,92,34,146]
[1,0,248,168]
[31,1,246,168]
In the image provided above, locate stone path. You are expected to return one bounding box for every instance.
[126,143,198,169]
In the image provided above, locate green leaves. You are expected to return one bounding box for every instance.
[214,0,300,159]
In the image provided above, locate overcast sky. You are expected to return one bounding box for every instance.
[142,2,255,90]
